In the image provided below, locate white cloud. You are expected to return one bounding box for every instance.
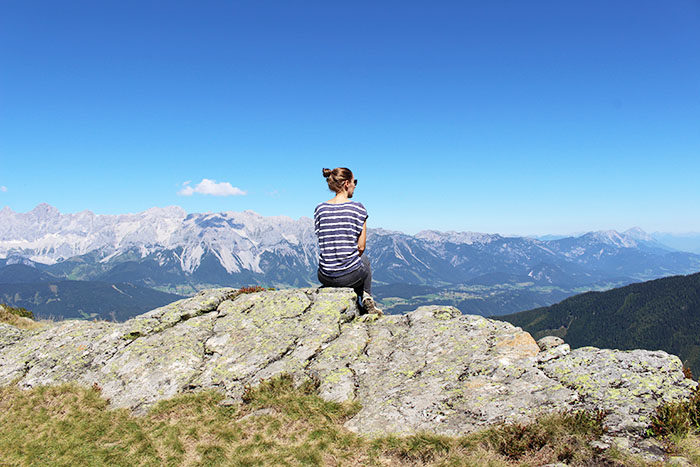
[0,186,7,192]
[178,179,246,197]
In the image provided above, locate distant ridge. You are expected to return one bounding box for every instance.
[0,263,56,283]
[0,280,183,321]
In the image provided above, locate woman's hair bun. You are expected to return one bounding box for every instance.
[322,167,353,193]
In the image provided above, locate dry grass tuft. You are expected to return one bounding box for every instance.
[0,306,45,330]
[673,433,700,465]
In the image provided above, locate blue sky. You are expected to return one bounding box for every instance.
[1,1,699,236]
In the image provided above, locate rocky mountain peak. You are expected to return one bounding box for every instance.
[29,202,61,219]
[624,226,653,241]
[583,229,639,248]
[0,287,695,459]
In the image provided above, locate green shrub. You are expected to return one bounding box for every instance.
[684,366,694,380]
[649,386,700,437]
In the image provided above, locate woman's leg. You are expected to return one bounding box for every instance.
[318,267,365,293]
[318,260,380,315]
[359,255,372,297]
[318,261,369,300]
[357,256,381,314]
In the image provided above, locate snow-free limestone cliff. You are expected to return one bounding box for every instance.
[0,287,696,458]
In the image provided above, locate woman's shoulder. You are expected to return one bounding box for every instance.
[349,201,366,212]
[314,201,336,215]
[316,200,363,207]
[315,200,366,213]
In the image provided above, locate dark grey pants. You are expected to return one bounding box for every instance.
[317,255,372,299]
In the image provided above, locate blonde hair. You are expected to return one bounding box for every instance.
[322,167,354,193]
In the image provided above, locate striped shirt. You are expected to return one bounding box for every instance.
[314,201,368,277]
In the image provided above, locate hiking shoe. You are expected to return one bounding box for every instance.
[362,295,383,316]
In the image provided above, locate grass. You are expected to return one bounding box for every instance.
[0,374,658,466]
[670,434,700,465]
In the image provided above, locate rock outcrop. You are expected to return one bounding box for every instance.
[0,287,696,457]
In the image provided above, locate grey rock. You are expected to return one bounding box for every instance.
[0,322,28,348]
[217,397,238,407]
[238,408,279,422]
[339,307,576,436]
[537,343,571,363]
[0,287,696,455]
[539,347,696,435]
[610,436,630,450]
[537,336,565,351]
[589,440,610,451]
[595,435,667,462]
[634,438,666,461]
[121,288,238,339]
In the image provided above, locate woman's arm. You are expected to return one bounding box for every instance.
[358,221,367,256]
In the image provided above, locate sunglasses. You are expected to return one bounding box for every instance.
[348,179,358,186]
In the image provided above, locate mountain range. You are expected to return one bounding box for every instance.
[1,204,699,319]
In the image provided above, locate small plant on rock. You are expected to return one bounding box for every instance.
[649,385,700,437]
[238,285,269,294]
[222,285,276,303]
[683,366,694,380]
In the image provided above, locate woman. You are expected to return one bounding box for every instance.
[314,167,382,315]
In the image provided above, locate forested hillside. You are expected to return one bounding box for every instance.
[500,272,700,375]
[0,281,183,321]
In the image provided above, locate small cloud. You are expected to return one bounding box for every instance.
[0,186,7,192]
[178,179,246,197]
[267,190,280,198]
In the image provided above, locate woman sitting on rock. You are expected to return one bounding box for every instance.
[314,167,382,315]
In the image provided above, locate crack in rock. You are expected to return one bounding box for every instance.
[249,336,301,383]
[121,288,237,339]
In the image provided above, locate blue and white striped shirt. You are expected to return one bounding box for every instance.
[314,201,368,277]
